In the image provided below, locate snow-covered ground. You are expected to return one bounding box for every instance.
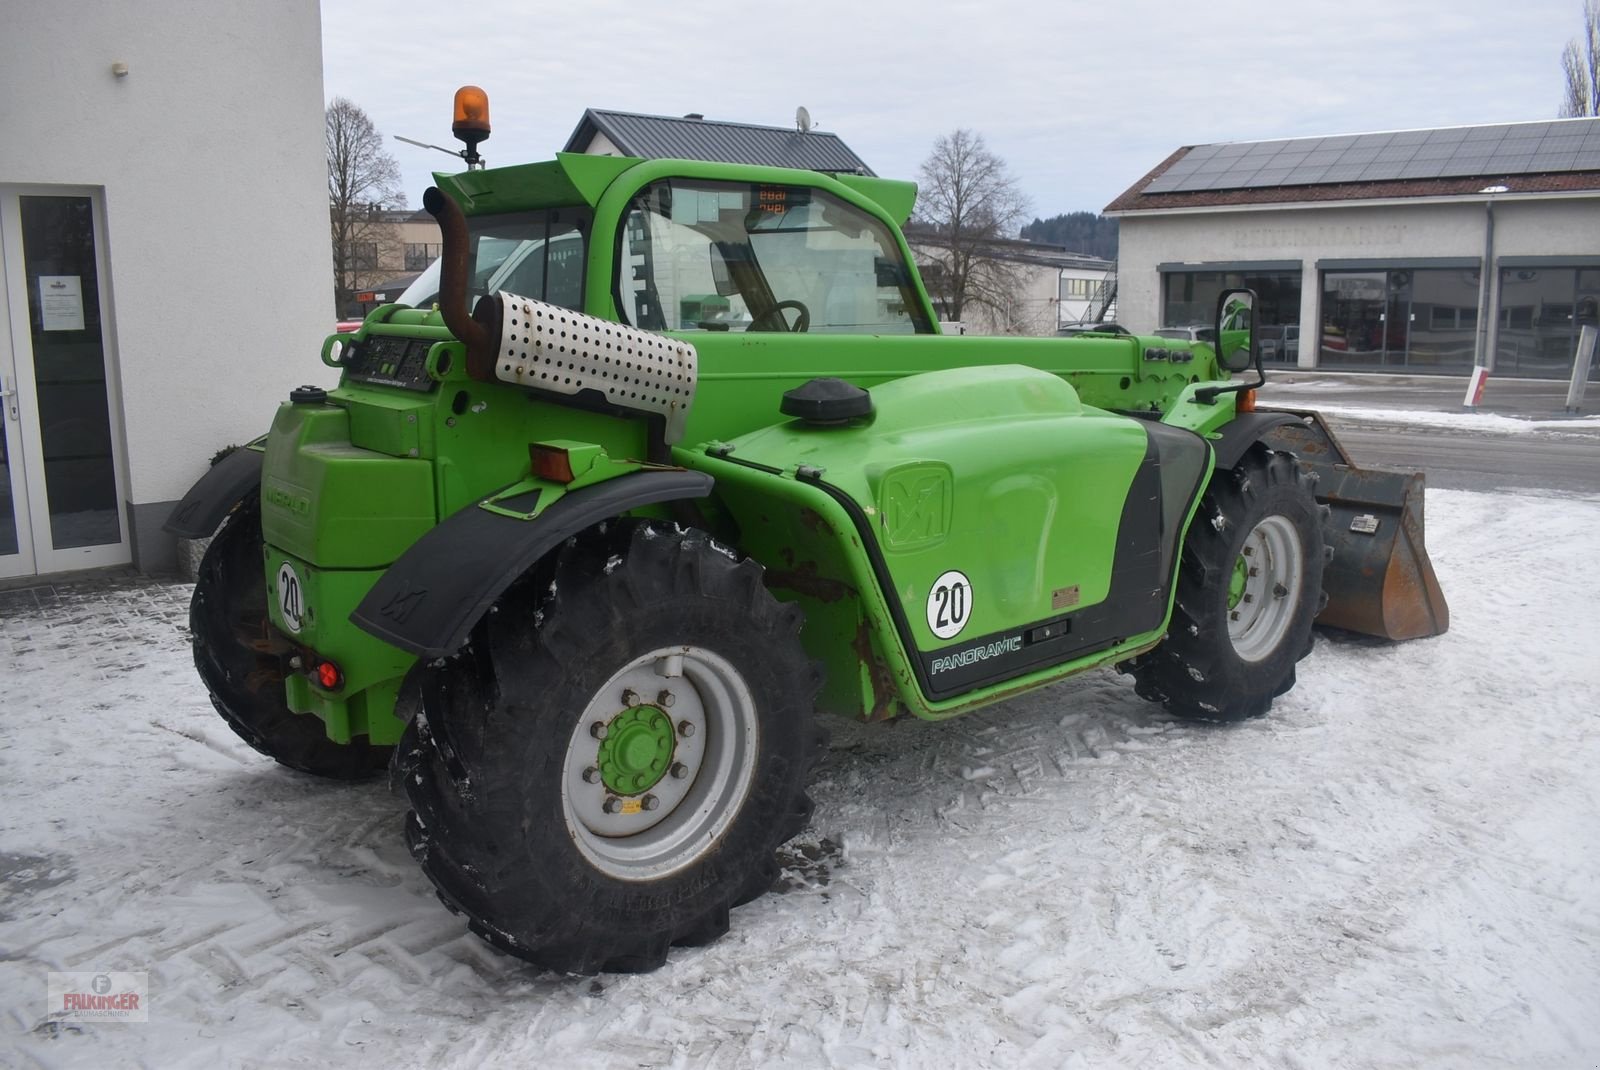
[3,488,1599,1069]
[1266,402,1600,438]
[1303,404,1600,436]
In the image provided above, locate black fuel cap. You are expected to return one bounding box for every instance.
[780,377,872,425]
[289,384,328,405]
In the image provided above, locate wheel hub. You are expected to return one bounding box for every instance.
[1228,553,1249,610]
[1227,515,1306,663]
[560,647,759,881]
[596,705,675,795]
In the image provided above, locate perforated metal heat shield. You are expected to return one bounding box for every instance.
[493,293,698,444]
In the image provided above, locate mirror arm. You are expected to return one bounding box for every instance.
[1194,356,1266,405]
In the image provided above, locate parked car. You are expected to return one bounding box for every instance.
[1155,325,1217,343]
[1057,322,1132,337]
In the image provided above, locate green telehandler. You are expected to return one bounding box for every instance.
[167,88,1447,973]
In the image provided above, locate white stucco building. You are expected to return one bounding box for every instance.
[1,1,330,580]
[1108,119,1600,378]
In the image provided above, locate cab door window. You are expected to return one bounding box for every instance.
[617,180,931,335]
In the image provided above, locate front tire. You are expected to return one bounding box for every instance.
[191,500,393,778]
[1123,445,1326,722]
[397,520,823,974]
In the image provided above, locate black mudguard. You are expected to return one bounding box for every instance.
[163,447,265,538]
[351,469,714,659]
[1209,411,1302,470]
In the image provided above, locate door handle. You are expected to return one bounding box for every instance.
[0,374,16,422]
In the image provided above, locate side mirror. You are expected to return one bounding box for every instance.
[1214,288,1256,373]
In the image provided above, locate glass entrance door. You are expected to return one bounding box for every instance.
[0,188,130,578]
[1321,271,1386,367]
[1383,272,1413,366]
[1,333,34,578]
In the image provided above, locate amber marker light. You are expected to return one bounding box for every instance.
[453,86,491,141]
[529,442,576,483]
[1237,388,1257,412]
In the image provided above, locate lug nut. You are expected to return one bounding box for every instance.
[670,762,689,779]
[1248,567,1260,577]
[1243,546,1254,557]
[622,688,641,707]
[1242,594,1254,604]
[657,690,675,708]
[1230,610,1241,621]
[642,794,660,811]
[1273,583,1289,598]
[602,797,623,814]
[590,721,608,740]
[582,767,601,784]
[678,720,695,738]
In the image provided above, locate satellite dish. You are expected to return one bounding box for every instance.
[796,106,812,133]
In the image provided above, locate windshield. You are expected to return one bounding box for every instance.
[396,207,590,312]
[617,180,931,335]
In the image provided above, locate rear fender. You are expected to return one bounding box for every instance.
[163,443,265,538]
[1208,411,1301,470]
[350,469,713,658]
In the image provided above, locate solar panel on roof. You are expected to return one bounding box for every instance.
[1143,118,1600,193]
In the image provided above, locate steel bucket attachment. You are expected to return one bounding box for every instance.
[1261,409,1449,641]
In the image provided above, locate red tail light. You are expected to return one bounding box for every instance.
[316,660,343,690]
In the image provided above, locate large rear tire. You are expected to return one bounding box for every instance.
[396,520,823,974]
[1123,444,1326,722]
[191,501,393,778]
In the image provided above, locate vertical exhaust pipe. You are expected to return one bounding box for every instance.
[422,186,500,380]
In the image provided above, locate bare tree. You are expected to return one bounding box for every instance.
[912,129,1030,324]
[327,98,404,315]
[1561,0,1600,117]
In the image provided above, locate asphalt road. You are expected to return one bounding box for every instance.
[1325,422,1600,495]
[1254,371,1600,495]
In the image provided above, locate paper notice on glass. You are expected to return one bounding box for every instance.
[40,276,85,332]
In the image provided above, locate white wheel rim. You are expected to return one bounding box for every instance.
[1228,515,1306,663]
[559,645,759,881]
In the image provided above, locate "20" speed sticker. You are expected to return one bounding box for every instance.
[926,570,973,640]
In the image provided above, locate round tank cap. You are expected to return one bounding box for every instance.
[289,385,328,405]
[780,377,872,425]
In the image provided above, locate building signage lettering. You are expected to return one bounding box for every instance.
[1232,223,1407,252]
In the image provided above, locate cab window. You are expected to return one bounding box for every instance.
[617,180,931,335]
[397,207,589,312]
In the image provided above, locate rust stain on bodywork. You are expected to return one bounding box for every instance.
[851,618,900,721]
[766,561,855,604]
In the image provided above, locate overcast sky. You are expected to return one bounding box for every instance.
[322,0,1582,224]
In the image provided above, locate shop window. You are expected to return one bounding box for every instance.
[1496,265,1600,378]
[1161,270,1302,334]
[1321,267,1480,372]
